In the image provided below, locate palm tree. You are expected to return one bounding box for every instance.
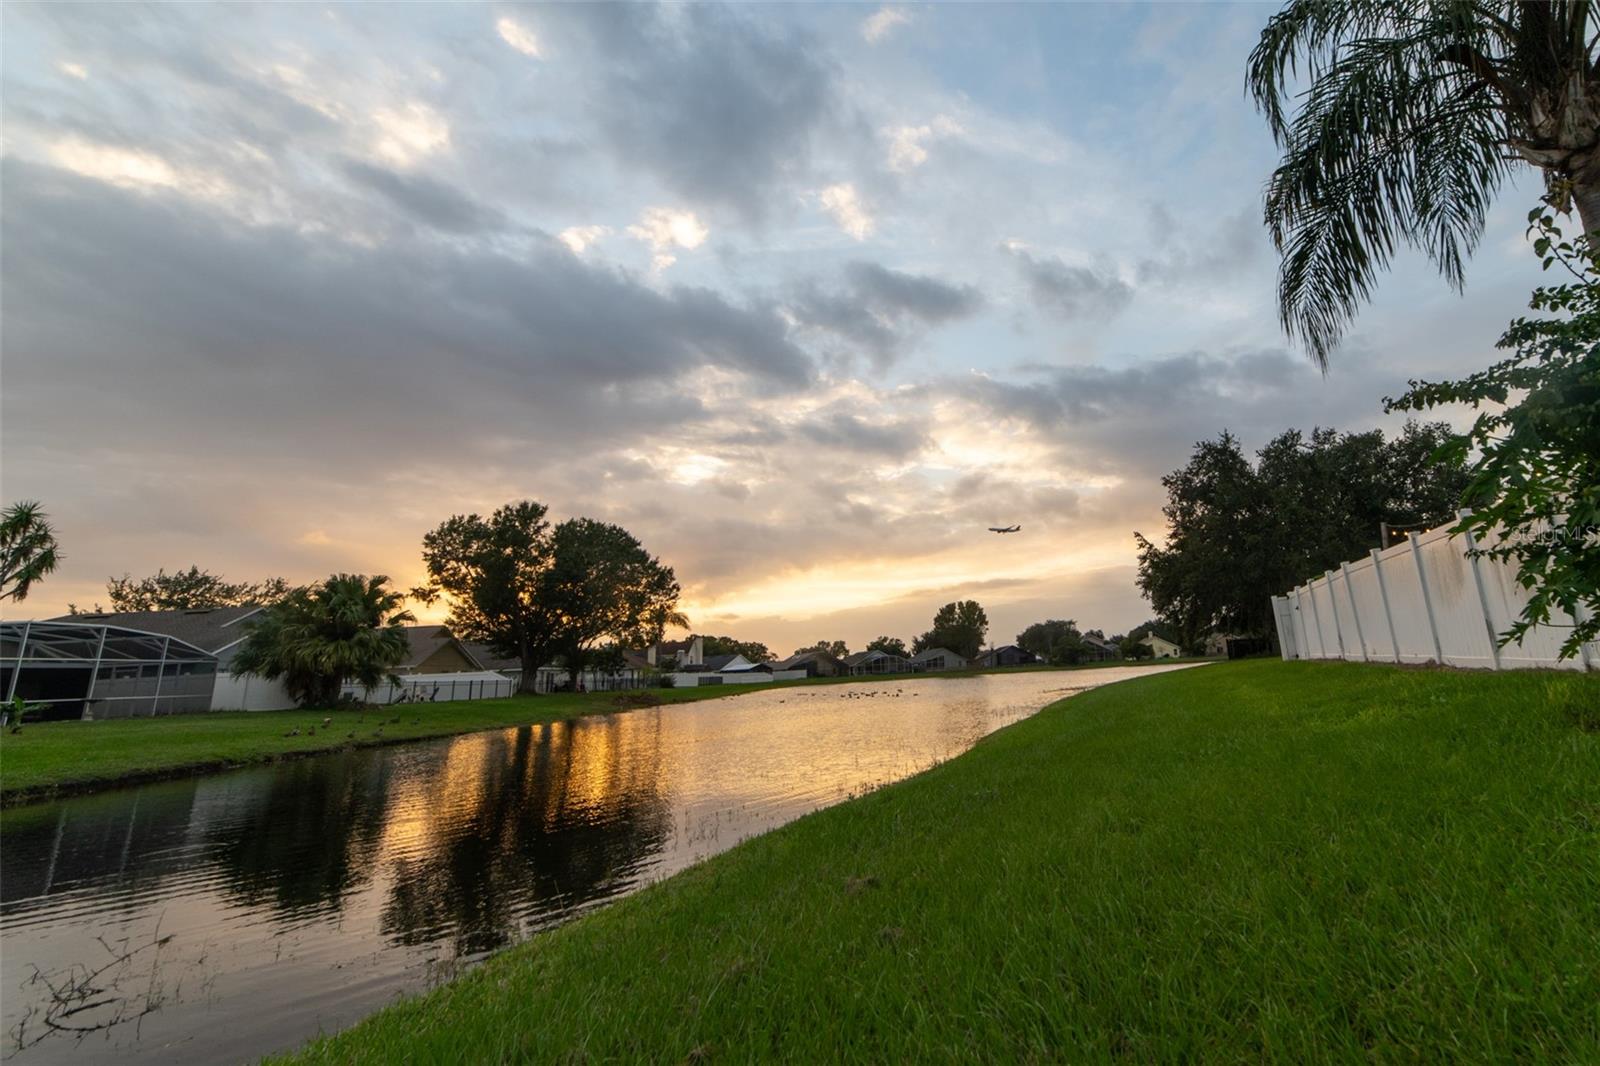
[232,574,414,707]
[1249,1,1600,367]
[0,501,62,603]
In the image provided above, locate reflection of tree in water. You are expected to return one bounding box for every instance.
[380,712,671,957]
[0,781,205,907]
[206,752,396,915]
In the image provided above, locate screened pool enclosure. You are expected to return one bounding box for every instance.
[1,621,218,721]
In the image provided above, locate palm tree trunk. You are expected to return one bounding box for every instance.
[1576,180,1600,243]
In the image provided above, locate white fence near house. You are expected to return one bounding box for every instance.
[1272,517,1596,672]
[343,671,517,705]
[669,669,809,687]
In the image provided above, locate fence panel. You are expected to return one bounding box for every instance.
[1343,557,1392,661]
[1377,540,1436,664]
[1272,520,1594,672]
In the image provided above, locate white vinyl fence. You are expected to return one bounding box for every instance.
[1272,517,1596,672]
[343,671,517,704]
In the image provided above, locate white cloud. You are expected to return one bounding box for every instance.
[371,102,450,167]
[558,225,611,255]
[861,6,912,43]
[496,17,543,58]
[885,115,963,172]
[48,137,231,201]
[58,61,88,80]
[818,183,874,240]
[627,207,709,271]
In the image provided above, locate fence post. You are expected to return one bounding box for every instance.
[1325,571,1348,659]
[1409,532,1446,664]
[1308,583,1329,659]
[1457,513,1502,670]
[1370,548,1401,663]
[1340,562,1369,661]
[1574,601,1597,672]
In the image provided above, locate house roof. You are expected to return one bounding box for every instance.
[842,649,907,667]
[462,641,521,672]
[49,605,266,653]
[980,644,1035,661]
[774,650,839,670]
[1080,634,1119,652]
[912,646,964,662]
[400,625,479,669]
[653,638,697,656]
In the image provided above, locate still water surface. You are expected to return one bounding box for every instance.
[2,667,1191,1063]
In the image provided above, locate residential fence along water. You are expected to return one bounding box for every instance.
[1271,516,1597,672]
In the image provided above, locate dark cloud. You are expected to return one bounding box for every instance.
[1002,245,1132,320]
[844,261,983,323]
[796,410,927,458]
[1136,205,1263,286]
[959,346,1395,483]
[0,160,812,468]
[788,261,983,368]
[559,3,835,220]
[341,161,505,234]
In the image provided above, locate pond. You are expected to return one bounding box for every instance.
[1,666,1193,1063]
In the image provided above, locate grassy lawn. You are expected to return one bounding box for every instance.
[279,660,1600,1063]
[0,684,756,805]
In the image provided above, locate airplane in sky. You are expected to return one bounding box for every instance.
[988,525,1022,534]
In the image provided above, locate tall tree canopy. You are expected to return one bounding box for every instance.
[98,566,292,612]
[1249,0,1600,366]
[865,635,910,658]
[416,501,559,694]
[699,635,774,662]
[416,501,684,692]
[793,640,850,659]
[232,574,412,708]
[1136,423,1470,646]
[913,600,989,660]
[1016,619,1083,664]
[0,501,60,603]
[546,518,685,686]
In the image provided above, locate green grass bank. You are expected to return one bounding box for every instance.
[280,660,1600,1063]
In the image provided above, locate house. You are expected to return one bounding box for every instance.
[842,650,912,676]
[643,636,703,669]
[910,647,966,672]
[1141,633,1183,659]
[1079,634,1121,662]
[29,606,295,715]
[974,645,1039,668]
[397,625,483,674]
[772,650,844,677]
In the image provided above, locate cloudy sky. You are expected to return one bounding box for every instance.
[0,2,1551,653]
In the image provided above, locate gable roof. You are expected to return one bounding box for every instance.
[400,625,481,669]
[774,649,839,670]
[462,641,521,672]
[49,605,265,653]
[1080,634,1119,652]
[911,646,964,663]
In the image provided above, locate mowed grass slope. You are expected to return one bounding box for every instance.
[281,660,1600,1064]
[0,685,748,803]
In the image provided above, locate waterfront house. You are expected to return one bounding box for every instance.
[842,649,912,675]
[910,647,966,671]
[974,645,1039,668]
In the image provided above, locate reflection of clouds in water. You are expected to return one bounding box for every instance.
[0,666,1200,1065]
